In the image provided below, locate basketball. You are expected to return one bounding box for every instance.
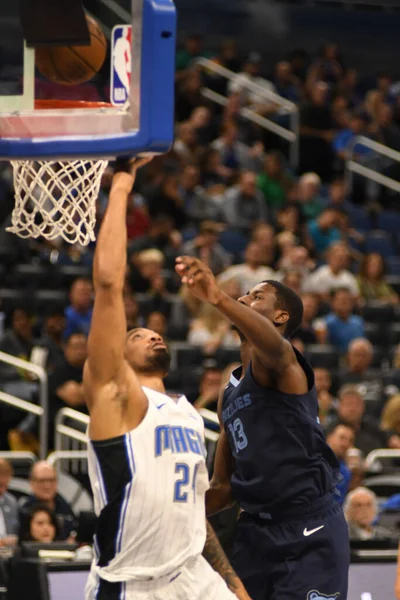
[35,14,107,86]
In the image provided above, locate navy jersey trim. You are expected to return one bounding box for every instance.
[96,578,123,600]
[92,435,135,567]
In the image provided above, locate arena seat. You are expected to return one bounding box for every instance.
[364,322,387,347]
[348,207,371,232]
[218,230,248,260]
[386,323,400,346]
[364,475,400,500]
[33,289,68,314]
[387,257,400,275]
[362,302,395,324]
[365,231,396,257]
[305,345,339,369]
[13,263,52,289]
[214,347,241,368]
[386,276,400,295]
[377,210,400,236]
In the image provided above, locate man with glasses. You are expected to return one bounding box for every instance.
[19,461,77,540]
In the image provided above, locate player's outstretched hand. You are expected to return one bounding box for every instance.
[111,156,153,194]
[175,256,222,305]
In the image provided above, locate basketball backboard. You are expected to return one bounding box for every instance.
[0,0,176,159]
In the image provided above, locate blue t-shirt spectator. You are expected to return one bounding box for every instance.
[336,461,352,505]
[64,305,93,338]
[324,312,365,352]
[308,218,341,254]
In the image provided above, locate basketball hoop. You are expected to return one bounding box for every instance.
[7,100,113,246]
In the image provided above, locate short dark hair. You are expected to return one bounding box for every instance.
[262,280,304,339]
[20,503,60,542]
[325,420,356,438]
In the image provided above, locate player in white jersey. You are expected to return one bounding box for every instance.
[83,158,251,600]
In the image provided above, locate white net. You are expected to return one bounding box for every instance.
[7,159,109,246]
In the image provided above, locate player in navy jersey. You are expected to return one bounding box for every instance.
[176,256,349,600]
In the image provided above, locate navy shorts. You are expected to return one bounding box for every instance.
[229,495,349,600]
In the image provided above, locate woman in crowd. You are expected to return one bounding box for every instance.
[20,505,60,544]
[357,253,398,304]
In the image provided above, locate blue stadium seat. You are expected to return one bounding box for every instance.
[377,210,400,236]
[365,231,395,257]
[387,258,400,276]
[348,207,371,232]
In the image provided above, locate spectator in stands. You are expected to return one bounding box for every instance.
[20,461,76,540]
[281,268,305,297]
[128,215,181,270]
[173,122,198,163]
[374,103,400,151]
[47,333,87,449]
[64,278,93,339]
[179,164,220,225]
[175,68,205,123]
[129,249,165,294]
[211,122,264,173]
[308,207,342,254]
[220,171,267,233]
[19,504,60,543]
[344,487,395,540]
[307,242,359,299]
[326,422,355,504]
[357,253,398,304]
[339,338,387,416]
[199,149,231,191]
[0,306,37,384]
[251,224,276,267]
[297,172,324,221]
[299,81,334,180]
[38,306,66,373]
[332,385,400,456]
[146,311,167,339]
[256,151,293,212]
[218,241,275,296]
[276,245,315,281]
[275,204,308,248]
[295,293,323,345]
[175,34,209,75]
[188,106,217,146]
[228,52,277,112]
[147,174,187,230]
[182,221,231,275]
[314,368,337,424]
[188,302,240,355]
[381,394,400,436]
[273,61,301,103]
[0,459,19,546]
[325,177,353,212]
[123,293,142,331]
[308,42,343,87]
[316,288,364,352]
[332,111,369,161]
[194,367,223,411]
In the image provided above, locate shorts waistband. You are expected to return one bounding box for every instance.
[251,493,336,523]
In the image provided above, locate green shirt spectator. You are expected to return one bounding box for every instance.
[256,151,293,210]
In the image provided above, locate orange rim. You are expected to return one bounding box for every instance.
[34,100,113,110]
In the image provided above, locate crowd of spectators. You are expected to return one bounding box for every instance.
[1,36,400,546]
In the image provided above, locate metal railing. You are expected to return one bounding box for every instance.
[54,408,89,475]
[0,451,36,467]
[0,351,48,459]
[195,57,299,169]
[346,135,400,194]
[365,449,400,470]
[47,450,88,468]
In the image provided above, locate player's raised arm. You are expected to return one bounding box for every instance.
[175,257,293,373]
[85,158,151,409]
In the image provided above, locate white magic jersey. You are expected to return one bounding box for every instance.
[87,386,209,582]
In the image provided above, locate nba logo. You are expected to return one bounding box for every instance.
[111,25,132,106]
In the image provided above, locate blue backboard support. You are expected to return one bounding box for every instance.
[0,0,176,160]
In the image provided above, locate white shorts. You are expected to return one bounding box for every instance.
[85,555,237,600]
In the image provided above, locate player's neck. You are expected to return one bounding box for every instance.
[240,341,252,374]
[136,374,166,394]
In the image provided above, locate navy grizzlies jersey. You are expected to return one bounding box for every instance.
[222,348,340,514]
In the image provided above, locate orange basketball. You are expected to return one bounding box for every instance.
[35,15,107,86]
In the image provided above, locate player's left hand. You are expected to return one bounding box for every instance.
[175,257,222,305]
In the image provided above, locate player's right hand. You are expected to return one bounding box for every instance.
[111,156,152,193]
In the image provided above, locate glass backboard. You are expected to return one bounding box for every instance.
[0,0,176,160]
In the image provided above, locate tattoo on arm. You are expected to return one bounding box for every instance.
[202,520,241,593]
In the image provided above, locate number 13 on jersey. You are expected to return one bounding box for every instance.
[174,463,200,503]
[228,418,248,453]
